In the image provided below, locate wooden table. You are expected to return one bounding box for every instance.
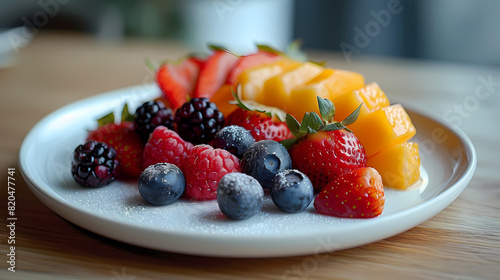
[1,32,499,279]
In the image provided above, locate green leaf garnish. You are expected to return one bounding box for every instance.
[279,137,299,150]
[317,97,335,123]
[341,103,362,126]
[286,114,302,138]
[121,103,135,122]
[97,112,114,127]
[299,112,323,135]
[256,44,284,56]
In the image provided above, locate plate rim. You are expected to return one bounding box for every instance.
[19,84,477,257]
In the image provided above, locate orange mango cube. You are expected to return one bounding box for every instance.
[210,84,237,117]
[350,104,416,157]
[287,69,365,121]
[258,62,324,109]
[333,82,390,123]
[237,58,301,101]
[367,142,420,190]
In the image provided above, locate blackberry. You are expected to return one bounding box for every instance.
[134,100,174,142]
[174,98,224,144]
[71,140,119,188]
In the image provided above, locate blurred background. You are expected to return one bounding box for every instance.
[1,0,500,66]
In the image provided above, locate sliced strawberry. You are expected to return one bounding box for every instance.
[156,57,202,110]
[194,50,238,99]
[225,50,280,85]
[314,167,385,218]
[225,108,293,142]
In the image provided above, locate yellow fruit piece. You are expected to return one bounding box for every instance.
[210,84,237,117]
[350,104,416,157]
[367,142,420,190]
[333,82,390,123]
[287,69,365,122]
[258,62,324,109]
[237,58,301,101]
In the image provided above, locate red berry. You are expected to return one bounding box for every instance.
[87,122,144,180]
[314,167,385,218]
[143,126,193,172]
[193,50,238,99]
[156,57,203,110]
[184,145,240,201]
[289,130,367,190]
[225,108,293,142]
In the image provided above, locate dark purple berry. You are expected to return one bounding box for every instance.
[240,140,292,189]
[174,98,224,144]
[134,100,174,142]
[71,140,119,188]
[138,163,185,206]
[212,125,255,158]
[271,169,314,213]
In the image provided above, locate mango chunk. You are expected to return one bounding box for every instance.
[333,82,390,123]
[368,142,420,190]
[258,62,324,109]
[210,84,237,117]
[287,69,365,121]
[350,104,416,157]
[237,58,301,101]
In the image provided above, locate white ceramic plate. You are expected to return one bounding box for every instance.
[20,84,477,258]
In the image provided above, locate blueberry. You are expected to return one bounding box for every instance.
[217,172,264,220]
[138,163,185,206]
[271,169,314,213]
[212,125,255,158]
[240,140,292,189]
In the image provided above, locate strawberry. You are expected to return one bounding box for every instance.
[193,47,238,99]
[184,144,240,201]
[87,121,145,180]
[314,167,385,218]
[224,90,293,142]
[143,126,193,172]
[156,56,203,110]
[282,97,367,190]
[225,49,279,85]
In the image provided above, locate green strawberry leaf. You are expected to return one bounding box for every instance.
[286,114,302,138]
[121,103,135,122]
[287,39,307,62]
[144,58,157,72]
[309,60,326,67]
[279,137,298,150]
[256,44,284,56]
[341,103,363,126]
[323,122,345,131]
[97,112,114,127]
[300,112,323,135]
[317,96,335,123]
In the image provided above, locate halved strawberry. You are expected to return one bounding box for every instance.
[314,167,385,218]
[156,56,203,110]
[225,50,280,85]
[193,49,238,99]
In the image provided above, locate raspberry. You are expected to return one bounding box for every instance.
[174,98,224,145]
[184,144,240,201]
[143,126,193,171]
[71,140,119,187]
[134,100,174,142]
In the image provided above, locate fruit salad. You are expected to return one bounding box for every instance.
[70,44,420,220]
